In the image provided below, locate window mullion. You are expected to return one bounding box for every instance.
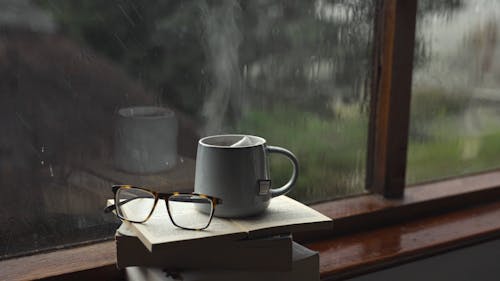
[367,0,417,198]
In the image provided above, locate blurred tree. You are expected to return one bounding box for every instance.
[37,0,463,121]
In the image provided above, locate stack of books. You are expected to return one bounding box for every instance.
[112,196,333,281]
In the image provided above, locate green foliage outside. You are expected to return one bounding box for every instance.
[409,88,469,135]
[236,106,368,203]
[407,130,500,184]
[407,88,500,184]
[235,89,500,201]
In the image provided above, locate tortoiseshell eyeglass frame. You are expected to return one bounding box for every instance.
[104,185,223,230]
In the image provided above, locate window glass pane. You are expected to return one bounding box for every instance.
[0,0,374,259]
[408,0,500,184]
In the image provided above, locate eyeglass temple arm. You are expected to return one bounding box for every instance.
[167,197,210,203]
[163,194,222,204]
[103,196,152,213]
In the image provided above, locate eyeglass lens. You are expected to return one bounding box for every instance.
[167,194,213,230]
[116,187,156,222]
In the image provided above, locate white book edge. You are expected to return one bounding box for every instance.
[115,224,294,271]
[124,242,320,281]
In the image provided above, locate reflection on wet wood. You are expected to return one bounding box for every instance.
[307,201,500,280]
[0,241,118,281]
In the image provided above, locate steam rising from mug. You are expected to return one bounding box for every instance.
[200,1,245,135]
[194,134,299,218]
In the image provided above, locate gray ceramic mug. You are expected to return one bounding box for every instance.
[194,134,298,218]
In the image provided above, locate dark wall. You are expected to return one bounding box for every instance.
[347,239,500,281]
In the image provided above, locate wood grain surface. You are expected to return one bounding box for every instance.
[307,201,500,280]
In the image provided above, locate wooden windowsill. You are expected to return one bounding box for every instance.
[306,170,500,237]
[2,170,500,281]
[0,240,118,281]
[307,200,500,280]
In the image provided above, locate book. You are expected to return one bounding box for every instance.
[115,223,293,271]
[124,241,320,281]
[108,195,333,253]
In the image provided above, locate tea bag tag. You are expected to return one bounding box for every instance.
[258,180,271,195]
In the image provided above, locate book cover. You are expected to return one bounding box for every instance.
[116,224,293,271]
[124,242,320,281]
[108,195,333,252]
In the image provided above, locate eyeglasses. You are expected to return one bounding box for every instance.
[104,185,223,230]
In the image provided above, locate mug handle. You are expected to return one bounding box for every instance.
[266,146,299,197]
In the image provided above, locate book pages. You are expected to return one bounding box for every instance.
[232,195,333,237]
[130,201,247,251]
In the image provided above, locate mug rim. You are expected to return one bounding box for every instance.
[118,106,174,119]
[199,134,266,148]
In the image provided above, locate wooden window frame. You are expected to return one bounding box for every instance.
[2,0,500,280]
[367,0,417,198]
